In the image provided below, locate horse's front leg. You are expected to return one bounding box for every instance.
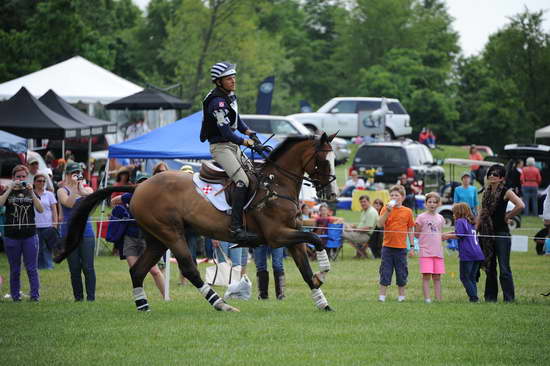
[275,230,331,282]
[287,243,333,311]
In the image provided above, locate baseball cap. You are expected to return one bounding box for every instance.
[135,172,150,183]
[28,156,39,165]
[180,165,194,173]
[66,162,82,174]
[461,171,471,179]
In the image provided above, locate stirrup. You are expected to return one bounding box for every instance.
[230,228,258,244]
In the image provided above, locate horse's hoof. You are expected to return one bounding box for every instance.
[215,302,240,312]
[323,305,334,312]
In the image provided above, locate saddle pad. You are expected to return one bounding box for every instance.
[192,173,231,213]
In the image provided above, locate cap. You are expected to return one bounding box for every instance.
[461,171,471,179]
[66,162,82,174]
[28,156,39,165]
[180,165,194,173]
[135,172,150,183]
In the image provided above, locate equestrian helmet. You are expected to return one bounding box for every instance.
[210,62,236,81]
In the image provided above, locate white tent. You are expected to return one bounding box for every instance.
[0,56,143,104]
[535,124,550,139]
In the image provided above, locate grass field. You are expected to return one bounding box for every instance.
[1,144,549,365]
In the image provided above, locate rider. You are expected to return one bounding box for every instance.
[200,61,259,244]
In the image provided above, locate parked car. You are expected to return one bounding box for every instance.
[350,140,444,193]
[288,97,412,140]
[240,114,350,165]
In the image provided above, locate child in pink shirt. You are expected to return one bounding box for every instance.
[415,192,445,303]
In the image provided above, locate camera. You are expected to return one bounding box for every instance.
[73,173,84,181]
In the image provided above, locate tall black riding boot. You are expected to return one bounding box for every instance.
[274,271,285,300]
[230,185,258,244]
[257,270,269,300]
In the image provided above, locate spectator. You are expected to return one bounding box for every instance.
[506,160,524,197]
[377,185,414,302]
[153,162,169,175]
[426,129,436,148]
[415,192,445,303]
[469,145,483,183]
[27,156,54,192]
[340,170,366,197]
[111,167,131,200]
[443,203,485,303]
[33,173,59,270]
[478,164,524,303]
[418,128,429,146]
[368,199,385,258]
[453,172,479,216]
[44,150,56,169]
[111,173,166,298]
[520,157,541,216]
[254,245,285,300]
[0,165,44,301]
[397,173,418,210]
[212,240,245,279]
[313,204,336,257]
[342,195,379,259]
[58,162,96,302]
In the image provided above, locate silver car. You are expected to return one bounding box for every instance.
[240,114,350,165]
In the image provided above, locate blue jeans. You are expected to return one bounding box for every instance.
[254,245,284,273]
[460,260,481,302]
[215,242,243,266]
[340,186,356,197]
[67,236,96,301]
[484,232,515,302]
[37,227,58,270]
[379,247,408,286]
[521,186,538,216]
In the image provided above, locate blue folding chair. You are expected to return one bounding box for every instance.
[325,223,344,261]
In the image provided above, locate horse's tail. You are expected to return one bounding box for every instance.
[53,185,136,263]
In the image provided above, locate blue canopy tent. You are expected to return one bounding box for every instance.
[108,111,278,160]
[0,130,27,154]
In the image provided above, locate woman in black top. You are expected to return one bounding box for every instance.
[0,165,44,301]
[478,164,524,302]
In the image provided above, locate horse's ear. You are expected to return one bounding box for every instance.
[328,131,338,142]
[320,132,328,144]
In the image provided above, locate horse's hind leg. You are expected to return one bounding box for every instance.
[130,236,167,312]
[167,233,239,312]
[288,243,333,311]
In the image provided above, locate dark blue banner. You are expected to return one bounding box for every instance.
[255,76,275,114]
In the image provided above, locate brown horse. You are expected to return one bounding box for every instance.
[55,133,336,312]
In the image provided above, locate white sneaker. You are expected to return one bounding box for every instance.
[397,296,406,302]
[378,295,386,302]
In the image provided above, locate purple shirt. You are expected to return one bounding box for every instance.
[455,218,485,261]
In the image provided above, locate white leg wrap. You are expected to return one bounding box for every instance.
[311,288,328,309]
[198,284,211,297]
[198,284,223,307]
[133,287,147,301]
[316,250,330,272]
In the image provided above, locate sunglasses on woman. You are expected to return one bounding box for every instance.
[35,179,46,183]
[487,172,502,178]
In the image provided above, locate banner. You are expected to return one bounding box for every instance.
[255,76,275,114]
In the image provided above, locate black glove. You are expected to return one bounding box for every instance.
[249,132,261,146]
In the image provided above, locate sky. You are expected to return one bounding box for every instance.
[132,0,550,57]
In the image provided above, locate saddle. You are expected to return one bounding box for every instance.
[199,161,259,206]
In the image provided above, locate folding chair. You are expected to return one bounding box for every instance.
[325,223,344,261]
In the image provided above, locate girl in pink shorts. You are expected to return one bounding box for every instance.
[415,192,445,303]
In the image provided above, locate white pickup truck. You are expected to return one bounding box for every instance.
[288,97,412,139]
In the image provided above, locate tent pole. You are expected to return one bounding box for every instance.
[88,137,92,180]
[164,249,171,301]
[95,157,110,256]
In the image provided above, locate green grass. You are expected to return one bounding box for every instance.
[1,145,549,365]
[1,215,549,365]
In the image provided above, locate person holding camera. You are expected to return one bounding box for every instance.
[0,165,44,301]
[57,162,96,302]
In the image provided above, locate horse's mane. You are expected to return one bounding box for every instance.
[267,135,316,162]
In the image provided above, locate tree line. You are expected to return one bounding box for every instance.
[1,0,549,149]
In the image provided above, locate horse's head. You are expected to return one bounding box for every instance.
[306,132,337,201]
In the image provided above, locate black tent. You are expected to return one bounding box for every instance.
[39,89,117,136]
[0,87,89,139]
[105,88,191,110]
